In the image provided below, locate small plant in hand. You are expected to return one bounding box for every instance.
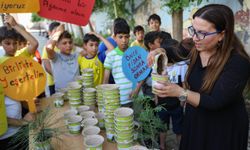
[133,96,167,149]
[10,108,65,150]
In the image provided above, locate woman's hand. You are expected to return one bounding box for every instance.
[147,48,165,67]
[154,82,183,98]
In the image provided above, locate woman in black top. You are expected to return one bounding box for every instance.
[149,4,250,150]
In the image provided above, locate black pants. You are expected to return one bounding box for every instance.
[0,131,28,150]
[49,84,55,96]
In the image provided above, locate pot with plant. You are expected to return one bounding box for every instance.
[133,96,166,149]
[10,108,64,150]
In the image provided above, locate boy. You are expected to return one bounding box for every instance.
[144,31,161,52]
[46,26,79,91]
[130,25,147,50]
[148,14,161,32]
[0,14,37,149]
[78,32,114,87]
[42,22,60,95]
[103,21,134,106]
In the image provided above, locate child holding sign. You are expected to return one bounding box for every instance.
[0,14,38,149]
[78,32,114,87]
[46,25,79,91]
[104,20,135,106]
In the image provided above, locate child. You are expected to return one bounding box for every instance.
[42,22,60,95]
[150,39,188,150]
[78,32,114,87]
[46,26,79,91]
[148,14,161,32]
[130,25,147,50]
[103,21,134,107]
[0,14,38,149]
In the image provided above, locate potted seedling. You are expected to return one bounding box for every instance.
[133,96,166,149]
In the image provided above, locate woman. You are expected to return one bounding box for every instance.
[150,4,250,150]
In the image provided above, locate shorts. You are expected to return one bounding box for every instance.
[157,106,183,134]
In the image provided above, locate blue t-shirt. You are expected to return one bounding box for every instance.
[98,36,117,63]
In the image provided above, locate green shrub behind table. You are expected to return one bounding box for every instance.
[0,84,7,136]
[133,96,167,149]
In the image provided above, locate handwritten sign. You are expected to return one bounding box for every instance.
[0,0,40,13]
[0,57,46,113]
[122,46,151,88]
[38,0,95,26]
[0,84,7,136]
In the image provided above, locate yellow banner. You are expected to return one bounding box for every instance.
[0,0,40,13]
[0,84,7,136]
[0,57,46,112]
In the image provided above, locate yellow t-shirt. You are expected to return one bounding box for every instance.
[78,55,104,87]
[0,47,33,64]
[41,47,60,86]
[130,40,147,50]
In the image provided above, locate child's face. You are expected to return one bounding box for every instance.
[83,40,99,57]
[114,33,130,51]
[149,37,161,51]
[1,39,17,56]
[57,38,73,55]
[17,41,27,50]
[149,19,160,31]
[135,31,144,42]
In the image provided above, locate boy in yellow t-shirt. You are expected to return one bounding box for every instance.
[78,32,114,87]
[0,14,38,149]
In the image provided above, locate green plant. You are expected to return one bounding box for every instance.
[31,13,44,22]
[9,108,65,150]
[133,96,167,149]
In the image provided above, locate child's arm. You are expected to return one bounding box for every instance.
[46,24,65,59]
[7,112,35,126]
[130,80,145,98]
[89,32,114,52]
[103,69,111,84]
[4,14,38,55]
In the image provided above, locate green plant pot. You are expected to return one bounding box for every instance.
[69,99,82,105]
[54,99,64,108]
[77,105,90,113]
[67,115,82,134]
[34,139,51,150]
[82,126,100,137]
[84,135,104,150]
[82,118,98,127]
[116,140,134,149]
[80,111,96,119]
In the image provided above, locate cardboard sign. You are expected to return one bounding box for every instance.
[0,0,40,13]
[38,0,95,26]
[0,57,46,113]
[122,46,151,88]
[0,84,7,136]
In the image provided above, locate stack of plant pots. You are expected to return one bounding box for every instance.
[67,82,82,109]
[84,135,104,150]
[83,88,96,109]
[82,68,94,88]
[102,84,120,141]
[114,107,134,149]
[75,75,84,85]
[96,85,105,113]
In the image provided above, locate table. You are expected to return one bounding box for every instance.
[32,97,117,150]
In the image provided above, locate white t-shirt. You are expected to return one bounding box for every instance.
[167,61,188,84]
[0,96,22,140]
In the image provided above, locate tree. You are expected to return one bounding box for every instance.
[93,0,137,27]
[31,13,44,22]
[162,0,203,41]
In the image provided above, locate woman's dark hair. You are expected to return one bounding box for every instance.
[0,26,18,43]
[185,4,250,93]
[58,31,72,42]
[49,22,60,32]
[144,31,161,50]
